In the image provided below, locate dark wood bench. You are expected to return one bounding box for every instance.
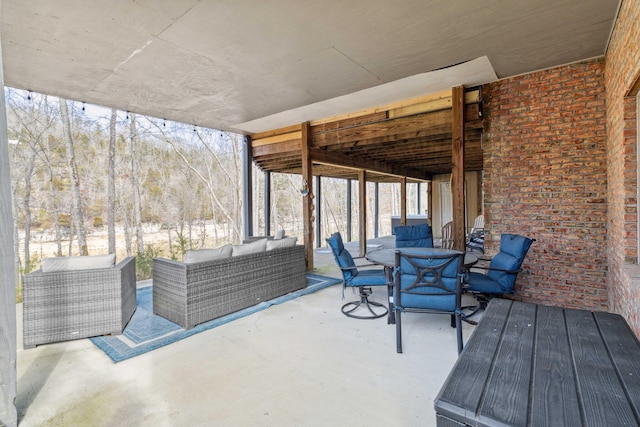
[435,298,640,426]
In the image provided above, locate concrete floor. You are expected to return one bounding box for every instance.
[16,238,480,427]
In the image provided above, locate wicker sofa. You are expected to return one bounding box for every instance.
[23,256,137,348]
[152,244,307,329]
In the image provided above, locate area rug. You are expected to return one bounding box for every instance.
[90,273,341,363]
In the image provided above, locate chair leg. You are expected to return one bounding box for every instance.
[341,287,388,320]
[395,309,402,353]
[455,312,463,355]
[461,292,491,325]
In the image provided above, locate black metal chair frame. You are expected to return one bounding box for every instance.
[336,262,389,320]
[394,250,465,354]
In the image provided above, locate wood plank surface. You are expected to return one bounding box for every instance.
[530,305,582,426]
[435,298,512,422]
[594,311,640,424]
[565,309,638,426]
[478,301,536,426]
[436,300,640,427]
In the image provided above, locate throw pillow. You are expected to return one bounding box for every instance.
[266,237,297,251]
[41,253,116,273]
[274,229,286,239]
[232,238,268,256]
[184,244,232,263]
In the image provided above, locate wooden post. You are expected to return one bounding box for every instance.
[358,169,367,257]
[451,86,465,250]
[301,122,314,270]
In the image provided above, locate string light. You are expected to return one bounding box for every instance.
[82,102,85,112]
[163,118,166,127]
[27,90,32,101]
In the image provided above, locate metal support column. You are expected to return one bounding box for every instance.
[264,171,271,237]
[242,135,253,240]
[374,182,379,238]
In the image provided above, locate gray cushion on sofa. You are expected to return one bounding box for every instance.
[266,237,297,251]
[184,245,233,263]
[232,238,268,256]
[41,253,116,273]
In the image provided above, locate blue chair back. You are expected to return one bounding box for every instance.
[394,249,463,312]
[394,223,433,248]
[326,232,357,282]
[487,234,534,292]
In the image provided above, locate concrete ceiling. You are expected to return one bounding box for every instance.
[1,0,619,134]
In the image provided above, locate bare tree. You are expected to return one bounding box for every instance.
[130,113,144,254]
[108,108,117,254]
[59,97,88,255]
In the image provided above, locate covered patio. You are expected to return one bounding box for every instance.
[15,242,482,426]
[2,1,639,426]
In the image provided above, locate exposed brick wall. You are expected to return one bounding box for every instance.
[483,58,608,311]
[605,0,640,337]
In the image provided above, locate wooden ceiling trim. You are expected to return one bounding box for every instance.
[309,148,431,181]
[252,140,301,156]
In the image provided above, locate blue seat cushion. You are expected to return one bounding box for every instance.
[396,274,456,311]
[349,269,388,287]
[484,234,535,291]
[467,271,509,294]
[395,224,434,248]
[327,232,357,281]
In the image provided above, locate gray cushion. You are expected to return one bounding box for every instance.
[232,238,268,256]
[184,245,232,263]
[274,229,286,239]
[266,237,297,251]
[41,253,116,273]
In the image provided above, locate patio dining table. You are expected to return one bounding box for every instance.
[365,247,477,324]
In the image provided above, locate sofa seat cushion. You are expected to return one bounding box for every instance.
[41,253,116,273]
[232,238,268,256]
[184,244,232,263]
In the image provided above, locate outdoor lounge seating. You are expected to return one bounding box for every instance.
[152,243,307,329]
[465,233,535,314]
[394,223,434,248]
[393,249,466,354]
[326,232,388,319]
[22,255,137,348]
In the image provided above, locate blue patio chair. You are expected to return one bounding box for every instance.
[465,233,535,314]
[326,232,389,319]
[394,248,466,354]
[394,223,433,248]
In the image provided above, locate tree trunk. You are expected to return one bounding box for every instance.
[59,98,88,255]
[22,146,36,270]
[108,108,117,254]
[130,113,144,254]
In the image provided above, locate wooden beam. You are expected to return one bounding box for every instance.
[451,86,465,250]
[301,122,314,270]
[309,147,431,181]
[358,169,367,257]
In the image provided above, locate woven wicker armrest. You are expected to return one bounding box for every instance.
[23,256,137,349]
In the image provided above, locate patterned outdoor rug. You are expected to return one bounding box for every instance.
[90,273,341,363]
